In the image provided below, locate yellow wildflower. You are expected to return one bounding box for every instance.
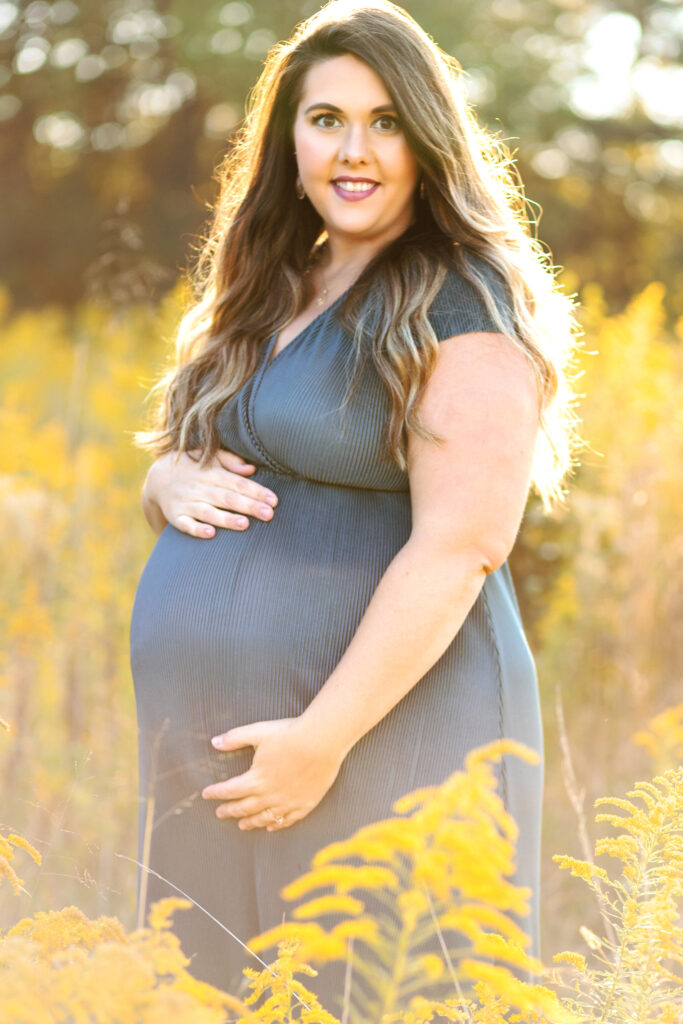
[416,953,444,981]
[7,833,42,865]
[282,864,399,899]
[464,738,541,770]
[578,925,603,952]
[552,951,587,973]
[147,897,193,931]
[552,855,608,883]
[292,894,365,919]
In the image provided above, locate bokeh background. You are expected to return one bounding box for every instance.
[1,0,682,969]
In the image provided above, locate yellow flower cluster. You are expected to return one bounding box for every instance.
[0,831,41,895]
[3,732,683,1022]
[246,740,573,1024]
[632,702,683,772]
[0,901,246,1024]
[552,767,683,1022]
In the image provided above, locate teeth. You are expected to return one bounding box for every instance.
[334,180,376,192]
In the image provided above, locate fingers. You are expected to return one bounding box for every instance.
[212,455,278,508]
[202,777,295,830]
[205,791,294,830]
[188,499,270,532]
[202,770,257,802]
[175,511,249,539]
[158,448,279,539]
[215,449,256,475]
[214,796,262,820]
[241,809,295,831]
[171,490,275,538]
[231,806,294,831]
[208,485,277,522]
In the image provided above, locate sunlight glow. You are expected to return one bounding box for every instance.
[633,59,683,128]
[50,37,88,69]
[569,11,640,120]
[15,38,49,75]
[0,2,18,34]
[33,111,86,149]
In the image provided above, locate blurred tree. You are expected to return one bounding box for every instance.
[0,0,681,315]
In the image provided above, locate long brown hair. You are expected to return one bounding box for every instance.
[135,0,582,510]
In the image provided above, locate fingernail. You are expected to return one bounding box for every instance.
[211,735,223,748]
[203,526,214,537]
[235,517,249,529]
[259,504,273,519]
[264,493,278,506]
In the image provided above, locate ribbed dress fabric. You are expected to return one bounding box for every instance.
[129,252,544,1018]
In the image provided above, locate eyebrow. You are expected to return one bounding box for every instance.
[304,102,397,115]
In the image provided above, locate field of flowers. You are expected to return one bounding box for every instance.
[1,275,681,1020]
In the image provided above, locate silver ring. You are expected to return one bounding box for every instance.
[265,808,284,825]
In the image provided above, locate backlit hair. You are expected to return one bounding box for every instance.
[135,0,582,511]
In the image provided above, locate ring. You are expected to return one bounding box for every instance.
[265,808,284,825]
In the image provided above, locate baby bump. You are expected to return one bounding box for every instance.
[129,476,412,782]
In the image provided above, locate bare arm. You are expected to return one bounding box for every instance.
[296,330,540,754]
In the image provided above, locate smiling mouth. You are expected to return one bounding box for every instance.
[332,180,379,193]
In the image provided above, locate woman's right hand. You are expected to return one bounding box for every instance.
[142,449,278,538]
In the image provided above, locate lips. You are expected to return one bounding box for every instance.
[331,178,380,201]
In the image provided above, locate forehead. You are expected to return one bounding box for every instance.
[297,54,394,110]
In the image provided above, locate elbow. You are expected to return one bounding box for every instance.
[461,538,510,577]
[475,540,510,576]
[408,529,513,578]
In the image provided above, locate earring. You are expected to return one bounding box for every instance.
[295,173,306,200]
[419,179,426,200]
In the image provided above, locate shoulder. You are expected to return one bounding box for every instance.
[427,249,516,343]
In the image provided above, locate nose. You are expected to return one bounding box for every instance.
[338,123,371,165]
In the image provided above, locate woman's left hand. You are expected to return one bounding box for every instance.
[201,717,346,830]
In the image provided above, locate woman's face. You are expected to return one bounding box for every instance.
[293,54,420,251]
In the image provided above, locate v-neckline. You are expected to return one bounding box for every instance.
[265,287,352,369]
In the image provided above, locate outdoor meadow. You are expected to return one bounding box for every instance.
[1,0,683,1021]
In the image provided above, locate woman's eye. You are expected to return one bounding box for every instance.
[375,114,400,131]
[312,113,340,128]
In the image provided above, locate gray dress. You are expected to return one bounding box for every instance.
[129,254,544,1015]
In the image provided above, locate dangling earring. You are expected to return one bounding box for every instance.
[296,173,306,200]
[419,178,426,201]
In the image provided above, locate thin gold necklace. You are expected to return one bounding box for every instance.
[303,249,331,307]
[314,276,330,307]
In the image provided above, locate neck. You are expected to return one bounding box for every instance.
[320,213,414,282]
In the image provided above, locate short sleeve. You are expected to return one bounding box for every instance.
[427,252,516,342]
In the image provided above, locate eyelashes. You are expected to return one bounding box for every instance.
[310,112,401,131]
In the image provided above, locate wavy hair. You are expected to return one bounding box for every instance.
[135,0,582,511]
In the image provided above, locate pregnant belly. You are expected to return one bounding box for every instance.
[129,473,411,789]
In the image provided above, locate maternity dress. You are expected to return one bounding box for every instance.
[129,251,544,1016]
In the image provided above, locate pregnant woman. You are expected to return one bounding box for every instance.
[129,0,579,1013]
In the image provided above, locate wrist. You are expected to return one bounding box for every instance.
[296,706,357,763]
[141,454,171,533]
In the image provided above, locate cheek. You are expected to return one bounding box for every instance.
[387,143,419,191]
[295,127,332,175]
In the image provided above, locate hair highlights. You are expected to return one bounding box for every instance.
[135,0,582,511]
